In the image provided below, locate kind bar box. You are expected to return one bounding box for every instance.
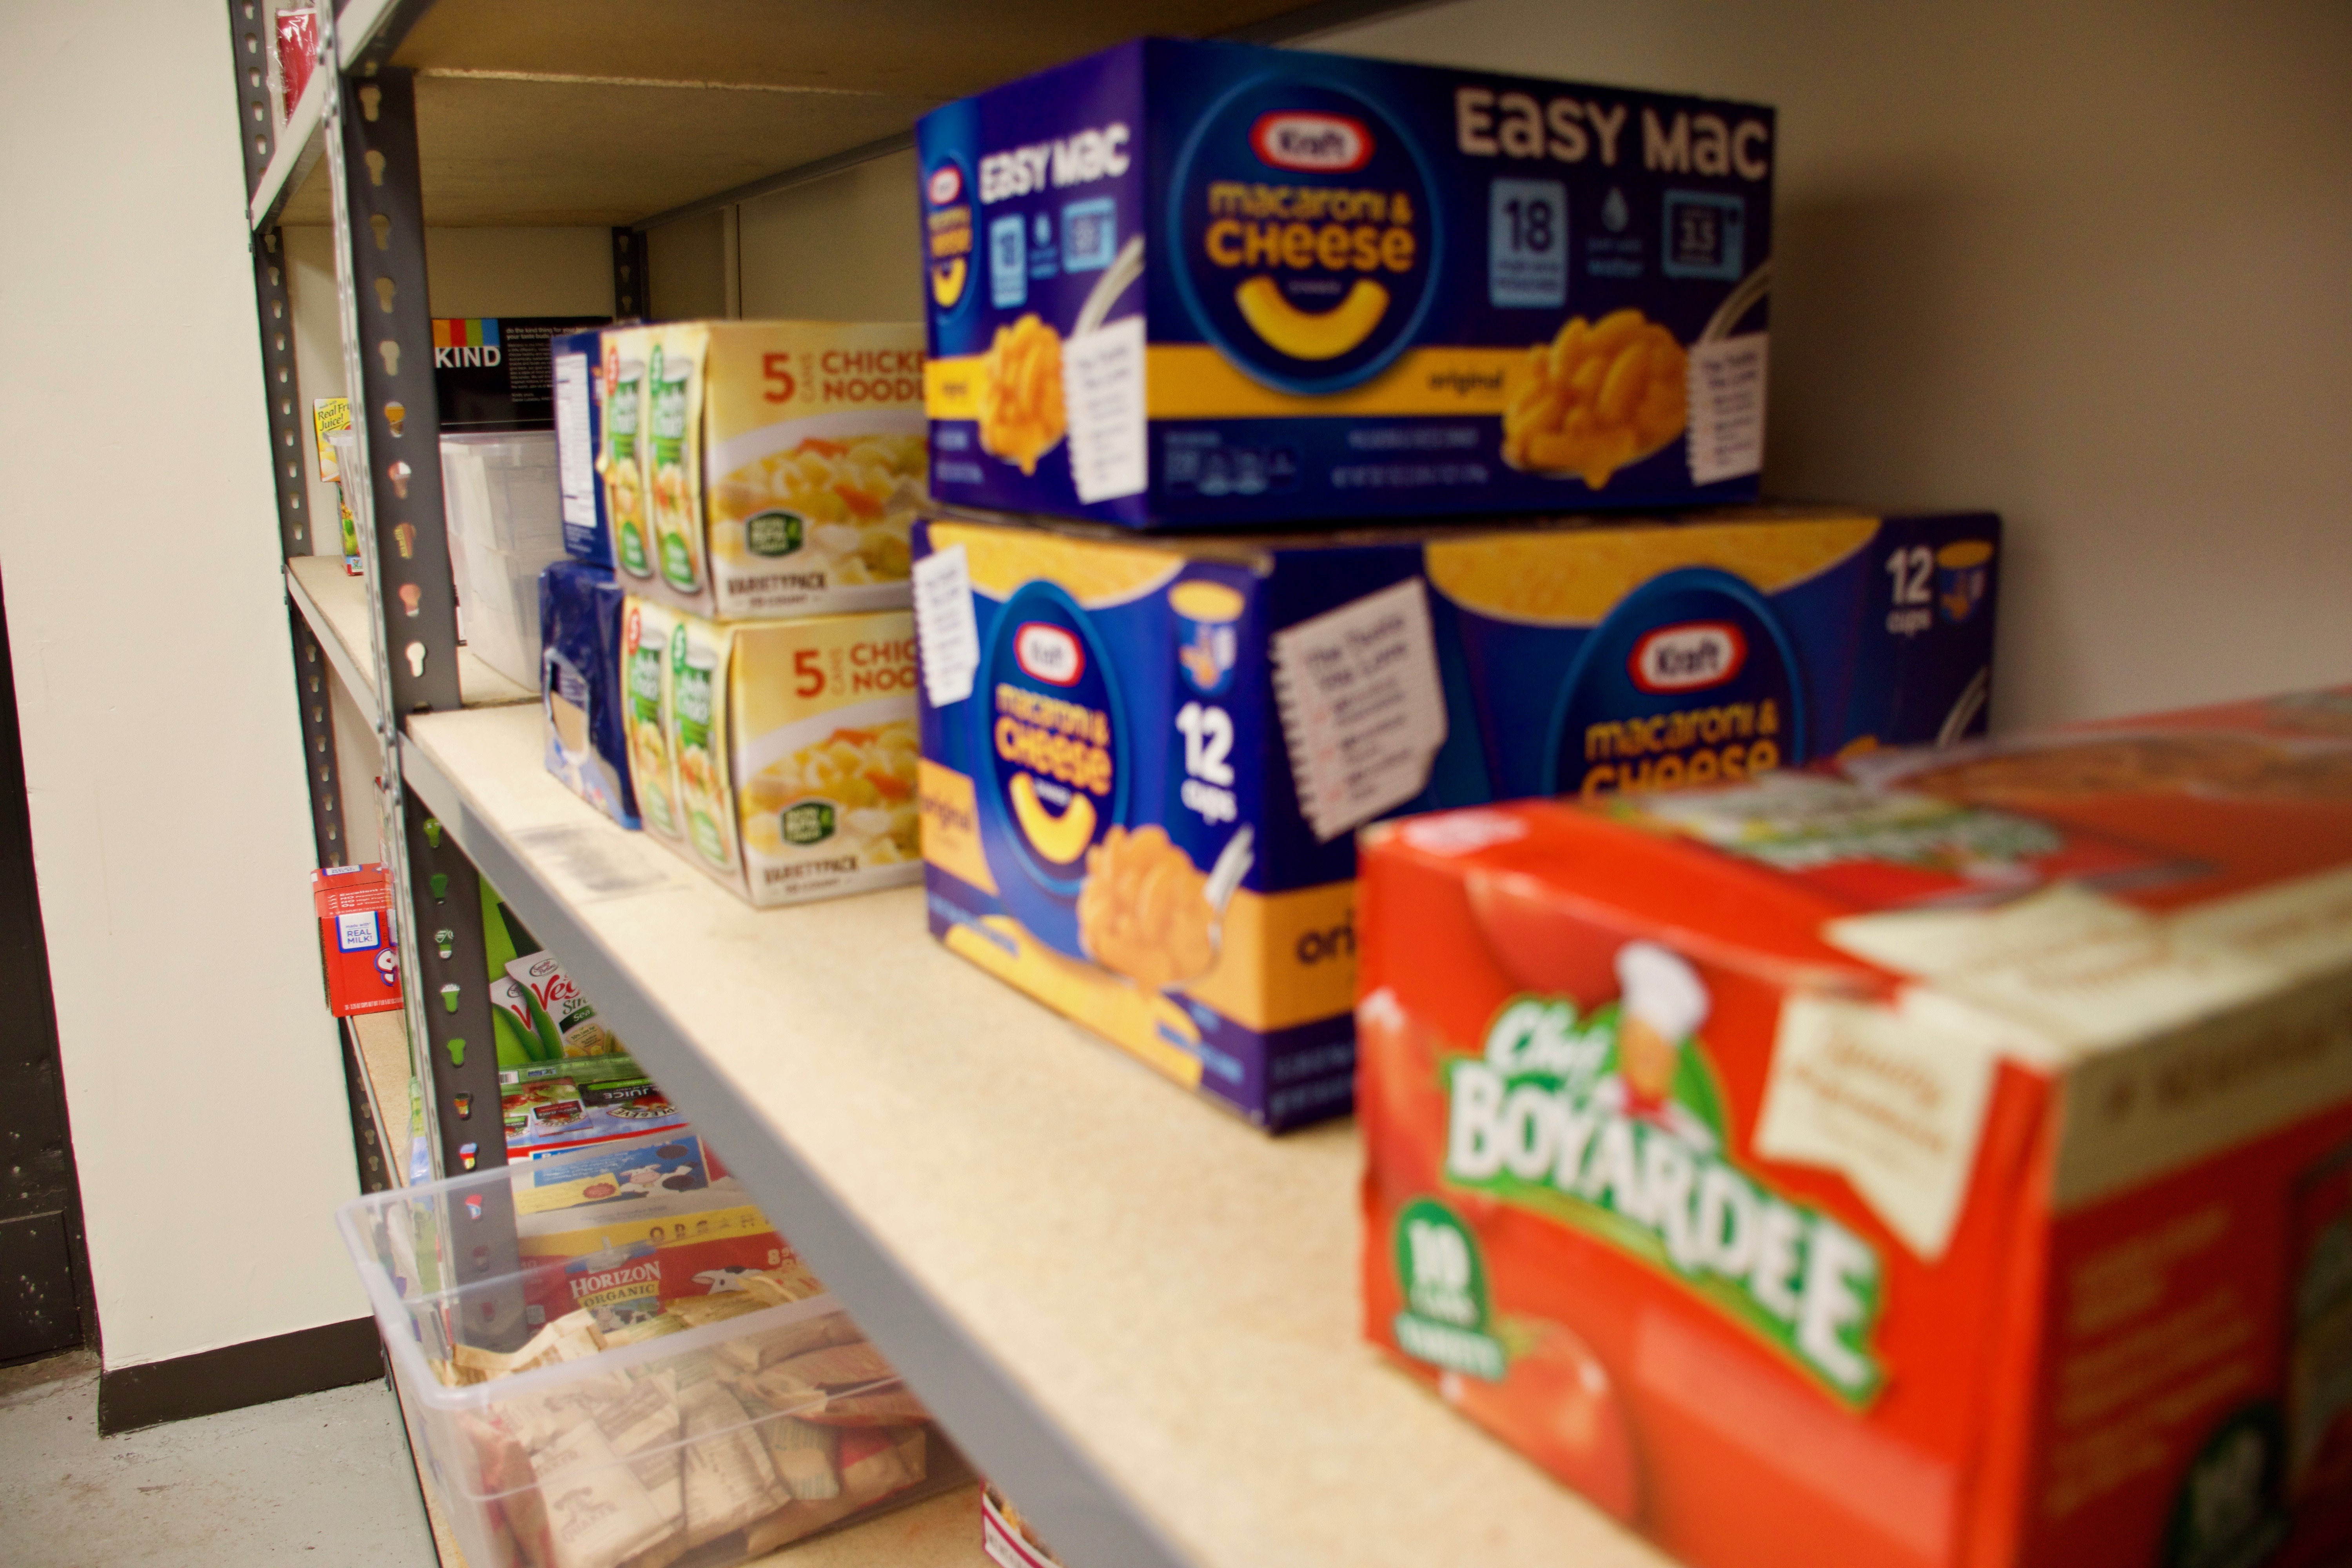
[602,321,928,617]
[433,316,609,433]
[911,506,1994,1130]
[632,597,922,907]
[552,328,612,564]
[918,38,1772,528]
[1356,687,2352,1568]
[542,560,639,829]
[312,863,403,1016]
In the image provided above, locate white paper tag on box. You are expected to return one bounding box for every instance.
[911,543,980,707]
[1063,316,1147,503]
[1272,577,1448,843]
[1754,990,1998,1261]
[1686,331,1767,485]
[554,352,596,530]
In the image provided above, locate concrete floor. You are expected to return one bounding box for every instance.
[0,1350,436,1566]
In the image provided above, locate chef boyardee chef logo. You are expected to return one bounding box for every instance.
[1551,568,1806,798]
[1442,943,1886,1403]
[1172,76,1439,393]
[981,583,1127,905]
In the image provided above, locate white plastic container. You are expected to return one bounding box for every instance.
[338,1137,968,1568]
[443,432,564,687]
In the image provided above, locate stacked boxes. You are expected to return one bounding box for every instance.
[1356,687,2352,1567]
[913,506,1997,1127]
[601,321,926,618]
[554,320,929,908]
[918,38,1774,527]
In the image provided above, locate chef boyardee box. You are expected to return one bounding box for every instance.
[918,38,1772,528]
[622,321,929,619]
[1359,687,2352,1568]
[641,599,923,907]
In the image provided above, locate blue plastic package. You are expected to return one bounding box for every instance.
[540,559,639,828]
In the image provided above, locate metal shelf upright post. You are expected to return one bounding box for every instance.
[236,0,523,1341]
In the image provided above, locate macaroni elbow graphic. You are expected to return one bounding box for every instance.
[1009,772,1098,864]
[1235,275,1390,361]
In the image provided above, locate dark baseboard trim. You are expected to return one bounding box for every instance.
[98,1317,384,1434]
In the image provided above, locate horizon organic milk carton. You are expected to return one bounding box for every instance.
[1358,687,2352,1568]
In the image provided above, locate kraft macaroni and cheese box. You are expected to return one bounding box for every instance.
[541,560,638,829]
[631,596,923,907]
[918,38,1773,528]
[552,328,612,565]
[1358,686,2352,1568]
[909,506,1994,1130]
[1439,512,2000,798]
[603,321,929,618]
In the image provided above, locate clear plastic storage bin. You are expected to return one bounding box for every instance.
[443,432,564,688]
[338,1138,968,1568]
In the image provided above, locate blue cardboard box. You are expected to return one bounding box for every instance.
[919,38,1774,528]
[541,560,639,828]
[912,507,1997,1129]
[552,329,612,565]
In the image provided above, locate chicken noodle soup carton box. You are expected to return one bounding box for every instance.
[634,598,924,907]
[918,38,1773,528]
[911,506,1994,1129]
[1357,688,2352,1568]
[601,321,927,617]
[621,596,687,846]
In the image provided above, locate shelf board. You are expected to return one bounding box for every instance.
[250,61,329,232]
[270,0,1385,227]
[399,702,1662,1568]
[348,1008,412,1188]
[287,554,537,731]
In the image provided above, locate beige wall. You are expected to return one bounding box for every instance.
[738,151,924,321]
[0,0,366,1365]
[1317,0,2352,728]
[648,0,2351,728]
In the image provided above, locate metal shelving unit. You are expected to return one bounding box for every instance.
[227,4,1675,1568]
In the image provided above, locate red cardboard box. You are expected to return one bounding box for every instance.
[311,863,403,1017]
[1357,688,2352,1568]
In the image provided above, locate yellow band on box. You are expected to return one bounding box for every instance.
[1181,880,1357,1034]
[924,346,1531,423]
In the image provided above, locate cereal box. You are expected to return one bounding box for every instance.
[1357,687,2352,1568]
[918,38,1773,527]
[606,321,927,618]
[912,506,1996,1129]
[634,597,922,907]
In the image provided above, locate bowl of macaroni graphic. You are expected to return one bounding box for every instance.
[708,432,927,587]
[1501,309,1688,492]
[1072,823,1256,995]
[740,723,922,868]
